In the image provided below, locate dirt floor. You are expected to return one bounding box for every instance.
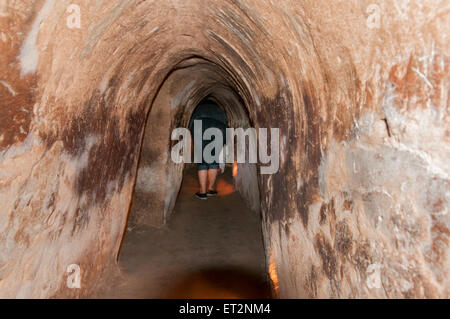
[101,167,271,298]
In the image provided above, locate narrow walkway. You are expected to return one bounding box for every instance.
[104,167,270,298]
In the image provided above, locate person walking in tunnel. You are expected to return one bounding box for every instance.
[189,99,228,200]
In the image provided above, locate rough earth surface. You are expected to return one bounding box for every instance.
[0,0,448,298]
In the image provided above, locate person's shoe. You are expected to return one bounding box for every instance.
[195,192,208,200]
[207,190,218,197]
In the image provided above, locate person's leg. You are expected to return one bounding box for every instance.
[207,143,221,192]
[197,168,208,194]
[207,167,220,191]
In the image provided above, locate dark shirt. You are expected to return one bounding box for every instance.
[189,102,228,144]
[190,102,227,125]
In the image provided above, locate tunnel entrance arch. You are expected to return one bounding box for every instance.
[111,54,270,298]
[124,56,262,231]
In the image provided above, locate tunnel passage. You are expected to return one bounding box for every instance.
[113,160,269,298]
[127,57,261,229]
[0,1,448,299]
[119,68,267,297]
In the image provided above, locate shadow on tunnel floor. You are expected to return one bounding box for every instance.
[155,266,271,299]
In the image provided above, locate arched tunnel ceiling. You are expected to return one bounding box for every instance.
[0,0,448,298]
[30,0,291,144]
[164,59,251,128]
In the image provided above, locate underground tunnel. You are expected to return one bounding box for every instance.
[0,0,448,299]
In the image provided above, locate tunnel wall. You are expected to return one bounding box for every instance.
[0,0,448,298]
[129,68,184,228]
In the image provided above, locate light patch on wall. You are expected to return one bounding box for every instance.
[280,74,287,87]
[80,0,135,59]
[74,135,100,173]
[381,91,449,178]
[319,107,450,198]
[280,135,287,165]
[123,69,136,90]
[163,188,175,217]
[0,81,16,96]
[0,0,9,17]
[0,132,40,162]
[100,67,115,94]
[0,32,7,43]
[135,165,161,193]
[252,87,261,107]
[400,279,413,292]
[149,26,159,35]
[19,0,55,76]
[366,263,382,289]
[296,175,303,191]
[265,174,273,208]
[171,80,197,110]
[263,65,275,85]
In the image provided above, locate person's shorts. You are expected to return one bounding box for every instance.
[197,162,220,171]
[196,142,222,171]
